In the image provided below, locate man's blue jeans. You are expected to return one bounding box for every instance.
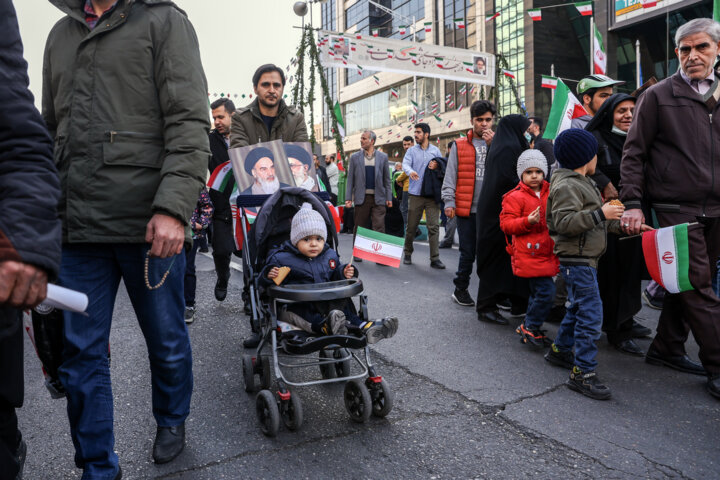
[58,244,192,480]
[554,265,603,373]
[524,276,556,330]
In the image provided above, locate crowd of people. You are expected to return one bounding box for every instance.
[2,0,720,477]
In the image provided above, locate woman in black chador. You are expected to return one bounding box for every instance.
[585,93,651,355]
[475,114,531,324]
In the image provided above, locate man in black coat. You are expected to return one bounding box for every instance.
[208,98,236,301]
[0,1,62,477]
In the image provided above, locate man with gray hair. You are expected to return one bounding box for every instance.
[621,17,720,400]
[345,130,392,262]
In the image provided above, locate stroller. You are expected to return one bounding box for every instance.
[238,187,394,437]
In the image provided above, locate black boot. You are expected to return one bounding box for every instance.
[153,423,185,464]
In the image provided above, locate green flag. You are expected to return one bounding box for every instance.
[333,101,345,138]
[715,0,720,22]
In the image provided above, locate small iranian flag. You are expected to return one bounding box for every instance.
[541,75,558,89]
[390,87,399,98]
[642,224,693,294]
[528,9,542,21]
[208,161,233,192]
[463,61,473,73]
[542,79,587,140]
[352,227,404,267]
[641,0,657,7]
[502,69,515,79]
[454,18,465,29]
[356,33,363,39]
[387,49,394,59]
[458,104,464,113]
[593,22,607,74]
[424,21,433,32]
[433,114,442,122]
[486,12,500,22]
[459,84,467,95]
[373,75,380,85]
[446,120,454,128]
[575,1,593,16]
[372,28,379,37]
[357,65,363,75]
[435,57,444,68]
[470,85,477,95]
[333,101,346,138]
[410,99,418,112]
[351,42,356,51]
[399,25,407,34]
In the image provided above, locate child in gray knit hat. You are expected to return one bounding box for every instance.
[262,203,399,343]
[500,150,558,351]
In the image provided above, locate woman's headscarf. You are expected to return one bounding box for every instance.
[585,93,636,158]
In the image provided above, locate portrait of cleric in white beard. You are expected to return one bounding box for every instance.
[231,141,292,196]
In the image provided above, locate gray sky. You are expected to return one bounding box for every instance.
[16,0,321,110]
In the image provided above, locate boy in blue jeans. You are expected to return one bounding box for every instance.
[545,129,649,400]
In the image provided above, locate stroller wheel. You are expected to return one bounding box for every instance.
[242,354,257,393]
[334,348,352,378]
[256,390,280,437]
[367,377,394,418]
[259,356,272,390]
[343,379,371,423]
[280,390,303,431]
[319,349,337,379]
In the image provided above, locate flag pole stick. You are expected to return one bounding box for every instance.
[619,222,699,241]
[589,16,594,75]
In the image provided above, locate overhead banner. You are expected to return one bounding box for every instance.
[318,30,495,86]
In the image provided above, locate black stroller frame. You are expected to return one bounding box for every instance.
[237,188,393,437]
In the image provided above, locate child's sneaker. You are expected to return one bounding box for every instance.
[544,343,574,369]
[516,324,553,348]
[184,306,195,325]
[567,367,612,400]
[322,310,348,336]
[363,317,399,344]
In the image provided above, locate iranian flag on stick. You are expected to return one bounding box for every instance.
[352,227,404,267]
[502,69,515,79]
[485,13,500,22]
[528,9,542,21]
[593,22,607,74]
[454,18,465,29]
[542,79,587,140]
[208,161,233,192]
[575,1,593,16]
[424,21,433,33]
[642,224,694,294]
[541,75,558,89]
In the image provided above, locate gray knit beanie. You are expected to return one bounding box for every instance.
[516,149,548,180]
[291,203,327,246]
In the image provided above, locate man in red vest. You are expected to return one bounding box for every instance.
[441,100,496,306]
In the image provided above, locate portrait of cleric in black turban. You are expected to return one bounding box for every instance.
[229,141,292,197]
[284,143,319,192]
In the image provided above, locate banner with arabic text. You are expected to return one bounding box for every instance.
[318,31,495,86]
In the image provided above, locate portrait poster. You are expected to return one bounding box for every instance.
[228,139,293,197]
[284,142,320,192]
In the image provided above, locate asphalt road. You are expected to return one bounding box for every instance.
[18,233,720,479]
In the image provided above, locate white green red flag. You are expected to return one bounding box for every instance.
[642,224,693,294]
[541,75,558,89]
[387,49,394,59]
[208,161,233,192]
[593,22,607,74]
[410,99,418,112]
[373,75,380,85]
[542,79,587,140]
[333,101,346,138]
[528,9,542,21]
[390,87,399,98]
[575,1,592,16]
[641,0,657,7]
[454,18,465,29]
[502,69,515,79]
[485,13,500,22]
[463,61,473,73]
[352,227,404,267]
[424,21,433,32]
[715,0,720,21]
[372,29,379,37]
[399,25,407,34]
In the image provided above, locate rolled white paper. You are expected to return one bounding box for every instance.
[40,284,89,314]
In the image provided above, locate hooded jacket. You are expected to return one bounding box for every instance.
[500,180,558,278]
[547,169,621,268]
[43,0,210,244]
[229,98,308,148]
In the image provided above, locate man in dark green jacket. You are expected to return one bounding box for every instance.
[229,64,309,349]
[42,1,209,477]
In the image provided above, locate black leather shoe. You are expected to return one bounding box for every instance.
[243,332,261,349]
[430,260,446,269]
[477,310,508,325]
[214,280,228,301]
[153,424,185,464]
[646,347,707,376]
[439,242,452,249]
[403,255,412,265]
[612,338,645,356]
[707,375,720,399]
[631,320,652,338]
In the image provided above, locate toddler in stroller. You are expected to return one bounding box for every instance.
[260,202,398,343]
[240,187,398,436]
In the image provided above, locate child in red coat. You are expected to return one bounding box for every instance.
[500,150,559,347]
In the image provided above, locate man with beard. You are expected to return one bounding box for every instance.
[286,145,317,191]
[570,75,625,130]
[240,147,288,196]
[230,64,308,348]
